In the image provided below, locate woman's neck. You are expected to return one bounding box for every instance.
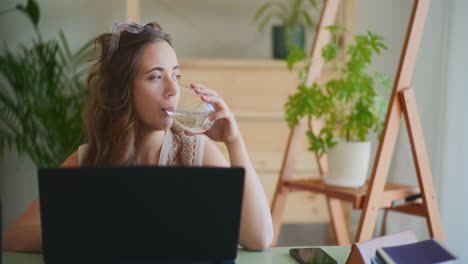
[134,126,167,166]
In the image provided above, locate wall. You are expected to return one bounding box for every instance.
[358,0,468,261]
[422,0,468,259]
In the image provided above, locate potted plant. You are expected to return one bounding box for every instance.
[253,0,320,59]
[284,26,391,187]
[0,0,93,168]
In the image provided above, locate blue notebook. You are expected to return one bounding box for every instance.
[376,239,456,264]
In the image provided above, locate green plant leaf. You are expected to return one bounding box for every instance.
[283,26,391,155]
[285,45,307,71]
[325,25,348,34]
[15,0,40,28]
[258,11,287,31]
[253,0,320,33]
[272,2,291,16]
[302,10,315,29]
[0,32,92,167]
[308,0,319,9]
[322,42,340,63]
[288,0,302,26]
[253,2,272,23]
[58,30,72,59]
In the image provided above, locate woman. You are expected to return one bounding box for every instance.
[3,22,273,252]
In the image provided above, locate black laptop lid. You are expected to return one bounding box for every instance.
[38,166,244,263]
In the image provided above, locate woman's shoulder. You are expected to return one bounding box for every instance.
[60,151,79,167]
[60,144,88,167]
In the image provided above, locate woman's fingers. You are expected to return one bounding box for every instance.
[190,84,225,109]
[208,109,231,122]
[192,84,219,97]
[184,130,198,136]
[200,93,229,112]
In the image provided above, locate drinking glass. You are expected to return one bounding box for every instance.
[165,84,215,133]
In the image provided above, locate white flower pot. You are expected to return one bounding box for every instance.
[324,141,371,188]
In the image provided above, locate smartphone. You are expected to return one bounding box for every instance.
[289,248,338,264]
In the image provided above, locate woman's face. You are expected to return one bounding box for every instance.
[133,41,180,131]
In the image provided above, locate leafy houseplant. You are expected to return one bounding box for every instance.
[254,0,320,59]
[0,0,93,168]
[285,26,391,187]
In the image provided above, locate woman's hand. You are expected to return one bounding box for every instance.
[184,84,241,144]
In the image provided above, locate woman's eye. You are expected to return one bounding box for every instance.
[173,74,181,80]
[150,75,162,80]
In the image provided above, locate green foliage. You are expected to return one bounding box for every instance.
[16,0,40,28]
[285,26,391,157]
[253,0,320,31]
[0,0,93,167]
[286,45,307,71]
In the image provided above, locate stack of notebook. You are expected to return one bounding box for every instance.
[346,230,457,264]
[372,239,456,264]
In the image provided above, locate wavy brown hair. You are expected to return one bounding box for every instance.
[82,22,172,166]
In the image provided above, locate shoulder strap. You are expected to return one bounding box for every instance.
[77,144,88,166]
[158,128,173,166]
[194,135,205,166]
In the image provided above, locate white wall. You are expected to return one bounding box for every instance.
[436,0,468,259]
[358,0,468,261]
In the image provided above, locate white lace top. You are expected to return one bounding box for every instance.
[77,127,205,166]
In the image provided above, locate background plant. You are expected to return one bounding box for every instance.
[254,0,320,31]
[285,25,391,157]
[0,0,93,167]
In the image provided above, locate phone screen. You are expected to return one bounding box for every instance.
[289,248,338,264]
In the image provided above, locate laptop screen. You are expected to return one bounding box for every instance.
[38,166,244,263]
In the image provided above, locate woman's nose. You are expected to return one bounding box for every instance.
[164,79,178,98]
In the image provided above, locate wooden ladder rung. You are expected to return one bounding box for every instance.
[283,178,419,209]
[386,202,426,217]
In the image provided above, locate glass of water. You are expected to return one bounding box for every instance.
[165,84,215,133]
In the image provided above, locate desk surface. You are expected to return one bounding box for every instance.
[3,246,351,264]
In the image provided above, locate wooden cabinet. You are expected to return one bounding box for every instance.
[180,58,336,223]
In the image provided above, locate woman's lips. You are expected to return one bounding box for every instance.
[162,107,174,113]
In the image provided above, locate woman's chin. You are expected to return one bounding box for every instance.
[157,118,173,130]
[139,117,173,131]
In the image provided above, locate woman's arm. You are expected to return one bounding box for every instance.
[203,140,274,251]
[192,83,273,251]
[225,138,273,251]
[2,151,79,252]
[203,138,273,251]
[2,198,43,252]
[203,139,273,251]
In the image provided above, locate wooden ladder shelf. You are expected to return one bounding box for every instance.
[271,0,444,246]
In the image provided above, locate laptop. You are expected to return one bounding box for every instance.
[38,166,245,264]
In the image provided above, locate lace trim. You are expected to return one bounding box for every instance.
[165,127,204,166]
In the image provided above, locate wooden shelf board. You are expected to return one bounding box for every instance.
[284,178,420,210]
